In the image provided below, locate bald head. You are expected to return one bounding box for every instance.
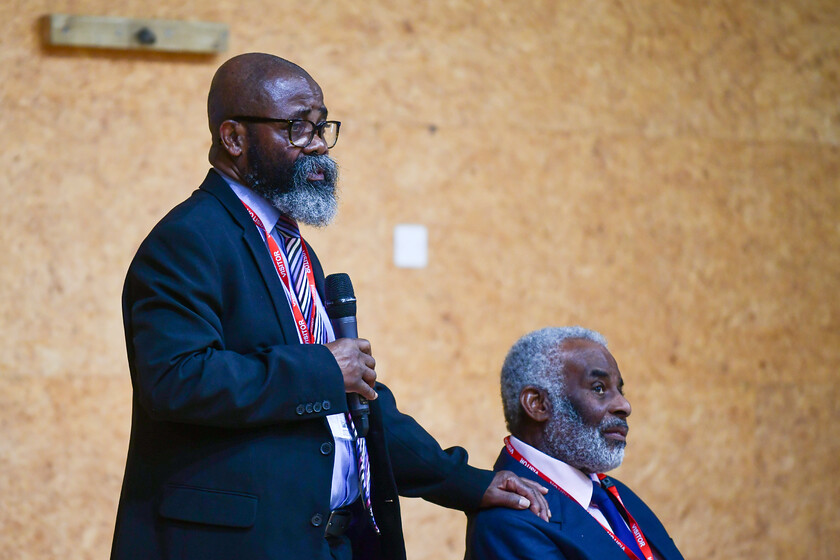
[207,53,322,161]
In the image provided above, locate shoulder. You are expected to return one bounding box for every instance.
[127,184,243,289]
[472,503,543,529]
[141,170,246,242]
[469,502,551,543]
[136,184,241,257]
[467,507,558,560]
[152,188,230,237]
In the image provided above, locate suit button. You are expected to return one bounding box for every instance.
[313,401,322,413]
[322,400,331,411]
[305,403,314,414]
[320,442,333,455]
[296,404,305,415]
[311,513,323,527]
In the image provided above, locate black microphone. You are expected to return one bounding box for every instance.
[324,273,370,437]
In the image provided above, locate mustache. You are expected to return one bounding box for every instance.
[293,153,338,184]
[599,417,629,433]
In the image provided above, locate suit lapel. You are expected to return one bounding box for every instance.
[199,170,301,346]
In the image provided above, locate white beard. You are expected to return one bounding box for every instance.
[542,395,626,474]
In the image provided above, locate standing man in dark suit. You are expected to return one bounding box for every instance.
[110,53,549,560]
[466,327,684,560]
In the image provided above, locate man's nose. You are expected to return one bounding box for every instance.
[303,133,328,155]
[611,392,631,418]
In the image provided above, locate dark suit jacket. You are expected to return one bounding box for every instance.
[465,449,684,560]
[111,170,493,560]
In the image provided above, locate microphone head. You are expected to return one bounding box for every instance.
[325,273,357,319]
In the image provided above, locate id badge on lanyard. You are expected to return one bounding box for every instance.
[327,414,353,441]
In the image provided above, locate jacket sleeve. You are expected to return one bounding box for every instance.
[123,213,347,428]
[373,385,494,512]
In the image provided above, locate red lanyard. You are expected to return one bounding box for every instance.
[504,437,654,560]
[596,473,655,560]
[242,202,319,345]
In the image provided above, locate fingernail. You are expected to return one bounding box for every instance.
[372,391,378,399]
[519,497,530,508]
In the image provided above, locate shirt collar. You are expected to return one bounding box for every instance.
[508,435,597,509]
[215,168,281,234]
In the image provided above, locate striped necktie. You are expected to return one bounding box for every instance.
[345,412,379,533]
[273,216,329,343]
[274,216,379,533]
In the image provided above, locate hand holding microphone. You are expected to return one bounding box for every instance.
[324,273,374,436]
[325,338,378,402]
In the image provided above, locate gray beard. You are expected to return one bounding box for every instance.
[246,154,339,227]
[543,394,627,474]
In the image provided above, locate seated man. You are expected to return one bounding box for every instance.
[466,327,684,560]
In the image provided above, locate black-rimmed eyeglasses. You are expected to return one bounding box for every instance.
[230,116,341,149]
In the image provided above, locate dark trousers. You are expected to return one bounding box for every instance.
[328,499,383,560]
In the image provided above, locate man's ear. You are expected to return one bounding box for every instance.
[219,120,246,157]
[520,386,551,423]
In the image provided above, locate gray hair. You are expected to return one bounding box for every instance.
[500,326,608,434]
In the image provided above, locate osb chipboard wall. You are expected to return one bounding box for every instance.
[1,1,838,558]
